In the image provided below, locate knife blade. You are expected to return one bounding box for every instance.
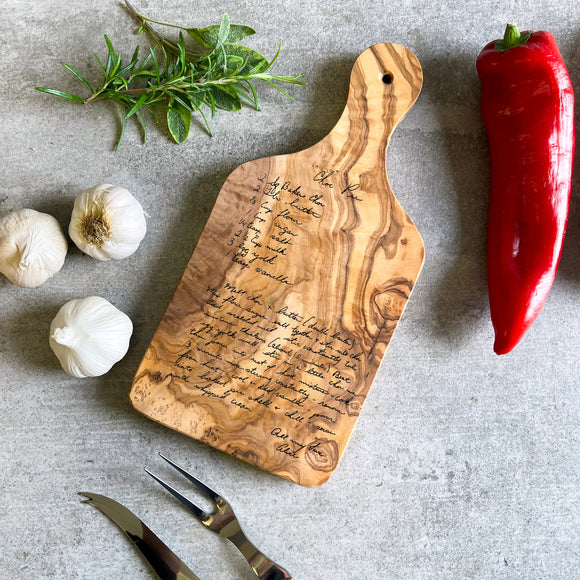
[79,492,201,580]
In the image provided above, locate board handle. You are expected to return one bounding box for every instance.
[323,43,423,167]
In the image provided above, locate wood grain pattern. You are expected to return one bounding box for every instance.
[130,43,425,487]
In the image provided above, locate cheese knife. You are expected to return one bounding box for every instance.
[79,492,201,580]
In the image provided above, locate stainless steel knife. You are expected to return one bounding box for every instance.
[79,492,201,580]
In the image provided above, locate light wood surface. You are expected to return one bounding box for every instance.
[130,43,425,487]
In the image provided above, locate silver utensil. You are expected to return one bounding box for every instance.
[146,453,293,580]
[79,492,201,580]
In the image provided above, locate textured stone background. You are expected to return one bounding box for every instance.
[1,1,578,578]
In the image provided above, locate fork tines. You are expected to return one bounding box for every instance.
[144,453,221,521]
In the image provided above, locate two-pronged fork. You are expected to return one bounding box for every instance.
[146,453,293,580]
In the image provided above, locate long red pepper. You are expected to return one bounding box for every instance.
[476,24,575,355]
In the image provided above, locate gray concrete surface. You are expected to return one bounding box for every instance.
[1,0,579,578]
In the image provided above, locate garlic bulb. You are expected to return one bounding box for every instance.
[0,208,68,288]
[49,296,133,378]
[69,184,147,261]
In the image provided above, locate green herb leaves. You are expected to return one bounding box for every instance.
[167,103,192,143]
[36,3,304,149]
[36,87,84,103]
[188,20,256,48]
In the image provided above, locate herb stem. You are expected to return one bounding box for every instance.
[125,1,183,30]
[87,71,297,102]
[83,85,111,104]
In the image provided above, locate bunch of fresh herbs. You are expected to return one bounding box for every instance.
[36,1,305,148]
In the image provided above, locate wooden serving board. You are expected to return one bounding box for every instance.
[131,43,424,487]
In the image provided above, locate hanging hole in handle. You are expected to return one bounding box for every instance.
[381,71,394,85]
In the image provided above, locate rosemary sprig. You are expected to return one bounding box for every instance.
[36,3,305,149]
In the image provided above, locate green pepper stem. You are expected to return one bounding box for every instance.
[494,23,531,52]
[504,24,521,47]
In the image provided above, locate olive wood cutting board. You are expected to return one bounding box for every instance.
[131,43,425,487]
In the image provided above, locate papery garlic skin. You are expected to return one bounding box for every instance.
[49,296,133,378]
[0,209,68,288]
[69,184,147,261]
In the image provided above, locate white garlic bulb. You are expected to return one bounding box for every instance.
[0,208,68,288]
[49,296,133,378]
[69,184,147,261]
